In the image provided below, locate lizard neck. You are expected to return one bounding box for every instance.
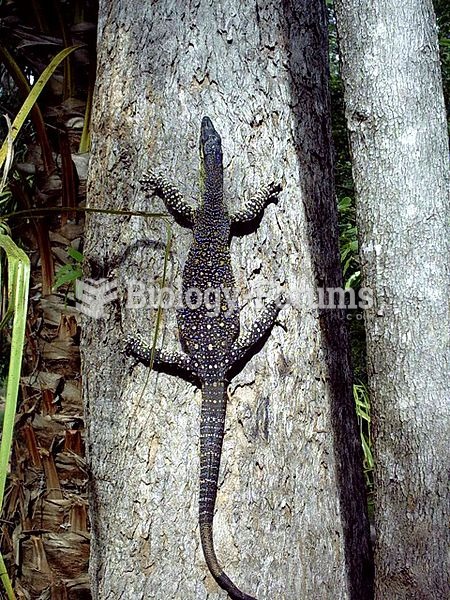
[202,167,224,212]
[196,167,229,238]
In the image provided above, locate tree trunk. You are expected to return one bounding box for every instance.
[334,1,450,598]
[83,1,372,598]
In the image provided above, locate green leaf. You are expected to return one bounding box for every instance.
[53,264,82,289]
[67,246,84,262]
[345,271,361,289]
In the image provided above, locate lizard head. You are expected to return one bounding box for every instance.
[200,116,222,168]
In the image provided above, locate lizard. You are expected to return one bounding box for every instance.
[125,116,283,600]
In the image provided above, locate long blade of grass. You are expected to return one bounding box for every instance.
[0,116,14,196]
[0,553,15,599]
[0,45,81,169]
[0,233,30,500]
[0,230,30,599]
[0,44,54,173]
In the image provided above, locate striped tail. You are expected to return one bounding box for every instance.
[199,382,257,600]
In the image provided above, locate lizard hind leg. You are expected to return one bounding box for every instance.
[228,297,285,365]
[124,333,195,375]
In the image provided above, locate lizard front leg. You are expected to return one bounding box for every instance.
[124,333,196,376]
[141,170,196,224]
[230,182,281,224]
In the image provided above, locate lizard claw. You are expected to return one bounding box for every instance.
[278,292,287,307]
[123,333,145,356]
[140,169,159,192]
[268,181,282,198]
[123,334,135,356]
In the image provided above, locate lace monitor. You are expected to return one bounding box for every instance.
[125,116,283,600]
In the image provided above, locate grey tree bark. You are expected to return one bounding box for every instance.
[83,1,372,598]
[334,1,450,598]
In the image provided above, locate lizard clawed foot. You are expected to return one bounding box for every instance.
[268,181,282,199]
[140,169,160,193]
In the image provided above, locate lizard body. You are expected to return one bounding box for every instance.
[126,117,283,600]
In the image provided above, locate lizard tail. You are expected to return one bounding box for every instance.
[199,382,257,600]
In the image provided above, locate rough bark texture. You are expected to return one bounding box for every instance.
[83,1,372,598]
[334,1,450,598]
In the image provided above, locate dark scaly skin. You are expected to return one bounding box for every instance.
[126,117,283,600]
